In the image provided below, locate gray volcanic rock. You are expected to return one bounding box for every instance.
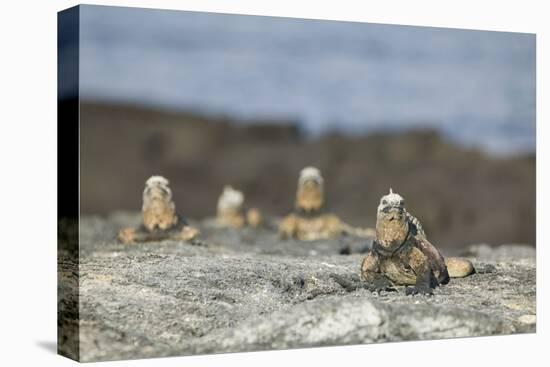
[463,243,536,261]
[60,214,536,362]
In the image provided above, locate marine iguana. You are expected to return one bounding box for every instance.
[360,189,474,295]
[117,176,201,244]
[215,185,262,229]
[279,167,375,241]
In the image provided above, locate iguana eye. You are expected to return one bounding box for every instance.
[382,200,388,205]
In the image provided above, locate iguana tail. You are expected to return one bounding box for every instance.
[445,257,475,278]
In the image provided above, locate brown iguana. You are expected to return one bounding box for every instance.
[215,185,262,229]
[279,167,374,240]
[117,176,200,244]
[360,189,474,295]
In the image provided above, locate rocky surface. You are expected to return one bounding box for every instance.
[61,213,536,362]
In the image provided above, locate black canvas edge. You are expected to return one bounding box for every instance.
[57,5,80,362]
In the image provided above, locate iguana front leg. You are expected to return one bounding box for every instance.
[402,246,436,296]
[361,250,396,292]
[117,225,168,244]
[118,220,199,244]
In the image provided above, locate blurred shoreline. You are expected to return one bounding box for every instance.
[79,101,535,250]
[77,5,536,156]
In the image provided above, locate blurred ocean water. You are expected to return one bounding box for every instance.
[75,5,535,155]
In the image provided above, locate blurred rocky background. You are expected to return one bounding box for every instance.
[80,102,535,251]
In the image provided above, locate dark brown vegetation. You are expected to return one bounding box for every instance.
[80,102,535,251]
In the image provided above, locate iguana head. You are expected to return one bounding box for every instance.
[217,185,244,215]
[375,189,409,252]
[142,175,178,231]
[143,175,173,203]
[295,166,324,213]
